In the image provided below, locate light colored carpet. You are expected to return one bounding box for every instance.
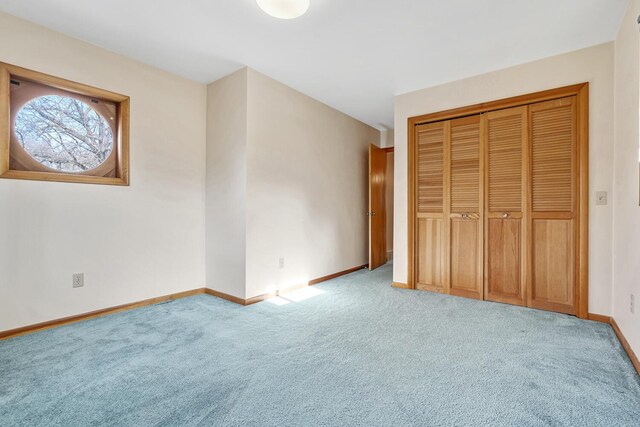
[1,263,639,426]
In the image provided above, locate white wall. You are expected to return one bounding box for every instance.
[612,0,640,357]
[394,43,615,316]
[205,69,248,298]
[0,13,207,331]
[380,130,395,148]
[245,69,380,299]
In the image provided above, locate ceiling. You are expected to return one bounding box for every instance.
[0,0,628,130]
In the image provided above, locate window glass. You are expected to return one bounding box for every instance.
[14,95,114,172]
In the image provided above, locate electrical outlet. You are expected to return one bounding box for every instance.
[279,257,285,269]
[595,191,607,206]
[72,273,84,288]
[631,294,635,314]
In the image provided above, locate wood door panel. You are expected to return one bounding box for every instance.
[485,107,526,306]
[448,115,482,299]
[450,116,480,213]
[487,110,525,213]
[530,219,575,314]
[450,218,481,298]
[417,123,444,214]
[530,97,576,213]
[528,97,577,314]
[417,217,444,291]
[486,218,523,305]
[369,144,387,270]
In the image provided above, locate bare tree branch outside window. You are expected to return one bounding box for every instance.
[14,95,114,172]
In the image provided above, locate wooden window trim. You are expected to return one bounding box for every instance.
[0,62,130,186]
[407,83,589,319]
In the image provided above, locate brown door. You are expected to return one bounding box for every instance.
[369,144,387,270]
[484,106,529,306]
[528,97,577,315]
[415,122,446,291]
[448,115,483,299]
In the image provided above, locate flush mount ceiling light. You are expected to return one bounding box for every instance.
[256,0,310,19]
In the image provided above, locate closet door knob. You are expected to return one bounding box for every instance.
[502,213,509,219]
[461,213,469,219]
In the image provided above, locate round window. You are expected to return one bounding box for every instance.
[14,95,114,172]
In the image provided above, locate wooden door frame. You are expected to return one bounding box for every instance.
[407,83,589,319]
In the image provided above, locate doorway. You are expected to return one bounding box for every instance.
[369,144,394,270]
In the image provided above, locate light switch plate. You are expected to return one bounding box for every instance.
[595,191,607,206]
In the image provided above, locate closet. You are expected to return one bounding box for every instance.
[408,84,588,318]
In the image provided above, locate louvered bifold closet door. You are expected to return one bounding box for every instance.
[528,97,577,315]
[416,121,447,292]
[448,115,483,299]
[484,106,528,306]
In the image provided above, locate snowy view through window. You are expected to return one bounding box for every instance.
[14,95,113,172]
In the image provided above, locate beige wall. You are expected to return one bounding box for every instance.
[245,69,380,298]
[394,43,615,316]
[206,69,248,298]
[0,13,207,331]
[0,14,379,324]
[612,0,640,357]
[204,68,379,300]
